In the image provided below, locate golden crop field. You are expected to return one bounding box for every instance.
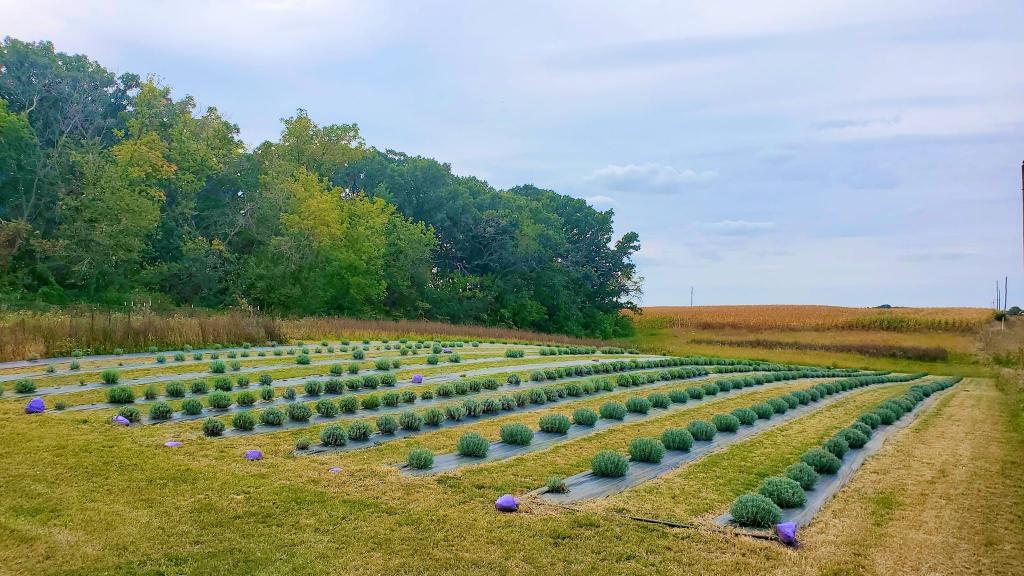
[636,305,992,333]
[621,305,1000,377]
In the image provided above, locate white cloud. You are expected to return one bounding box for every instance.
[814,101,1024,141]
[585,194,616,205]
[897,250,974,263]
[635,238,689,265]
[0,0,400,65]
[700,220,777,235]
[586,163,717,194]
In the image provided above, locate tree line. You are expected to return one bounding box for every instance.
[0,37,641,337]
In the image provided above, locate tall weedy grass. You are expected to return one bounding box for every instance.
[0,309,281,361]
[0,309,607,361]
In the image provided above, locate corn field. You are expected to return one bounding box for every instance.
[637,305,991,333]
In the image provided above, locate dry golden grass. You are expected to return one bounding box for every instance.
[638,305,990,332]
[0,310,282,361]
[978,316,1024,367]
[780,378,1024,575]
[282,317,605,347]
[0,309,602,362]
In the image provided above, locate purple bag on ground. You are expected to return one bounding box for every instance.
[442,347,452,353]
[411,374,423,384]
[776,522,798,546]
[164,441,183,448]
[25,397,45,414]
[329,467,342,474]
[112,415,130,426]
[495,494,518,512]
[244,449,263,461]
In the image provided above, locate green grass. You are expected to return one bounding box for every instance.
[0,423,770,575]
[866,491,903,527]
[0,338,1013,576]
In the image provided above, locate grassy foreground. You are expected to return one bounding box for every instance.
[1,316,1021,575]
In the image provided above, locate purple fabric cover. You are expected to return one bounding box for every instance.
[775,522,798,546]
[442,347,452,353]
[329,467,342,474]
[112,415,130,426]
[411,374,423,384]
[244,449,263,461]
[164,441,183,448]
[25,397,45,414]
[495,494,519,512]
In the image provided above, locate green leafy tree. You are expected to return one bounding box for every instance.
[0,99,41,276]
[245,169,386,314]
[0,38,137,232]
[57,133,173,294]
[0,37,642,338]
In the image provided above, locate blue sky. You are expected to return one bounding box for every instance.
[4,0,1023,307]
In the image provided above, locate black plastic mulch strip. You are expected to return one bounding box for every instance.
[404,376,833,476]
[540,377,929,504]
[714,382,954,529]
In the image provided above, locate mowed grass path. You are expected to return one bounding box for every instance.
[784,377,1024,576]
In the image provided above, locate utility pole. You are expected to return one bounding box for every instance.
[690,286,694,306]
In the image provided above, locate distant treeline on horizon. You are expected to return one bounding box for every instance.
[0,37,640,338]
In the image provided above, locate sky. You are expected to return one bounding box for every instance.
[3,0,1023,308]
